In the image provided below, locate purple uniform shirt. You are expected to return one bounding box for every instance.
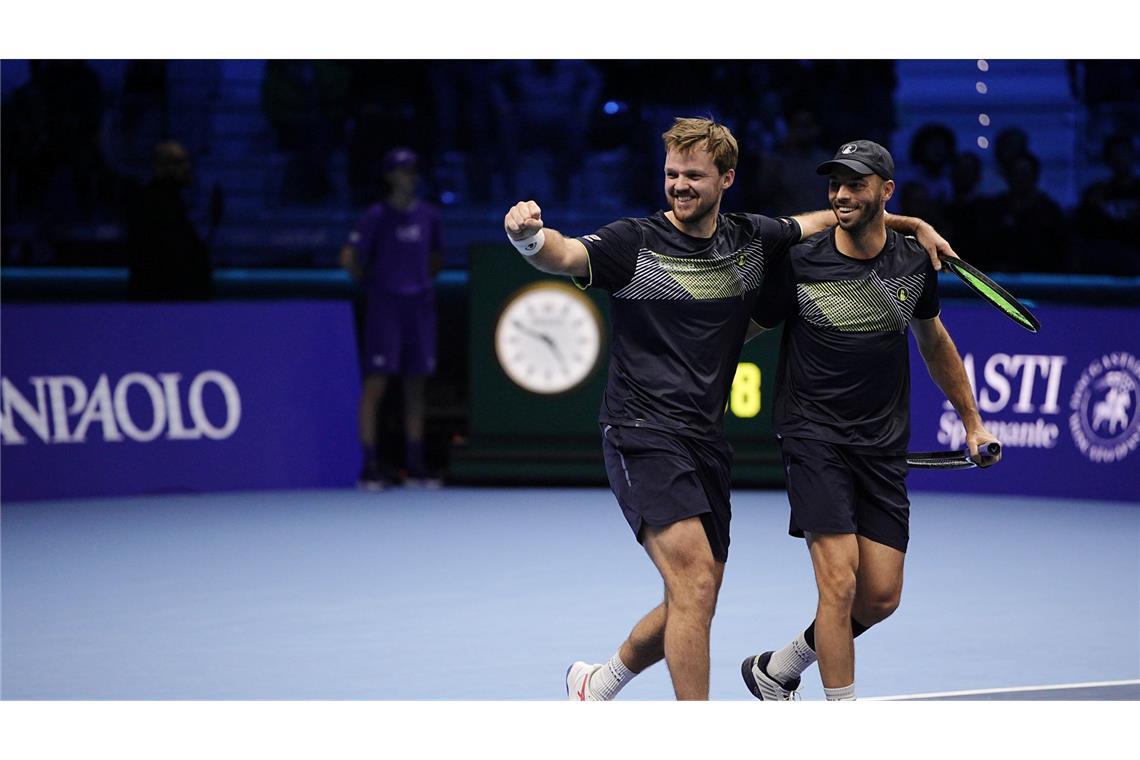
[349,201,442,296]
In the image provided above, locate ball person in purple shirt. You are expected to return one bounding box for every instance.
[340,147,443,488]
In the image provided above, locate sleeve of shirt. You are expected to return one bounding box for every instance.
[752,245,797,328]
[914,258,941,319]
[570,218,641,292]
[754,214,803,256]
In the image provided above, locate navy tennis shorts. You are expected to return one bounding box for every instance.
[780,436,911,553]
[601,423,734,562]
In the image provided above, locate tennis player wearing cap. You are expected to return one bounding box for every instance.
[341,147,444,488]
[504,120,958,700]
[740,140,1001,701]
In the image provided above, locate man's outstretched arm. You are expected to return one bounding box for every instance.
[504,200,589,278]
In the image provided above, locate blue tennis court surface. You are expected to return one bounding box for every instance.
[3,487,1137,700]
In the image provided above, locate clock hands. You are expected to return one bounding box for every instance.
[511,320,568,371]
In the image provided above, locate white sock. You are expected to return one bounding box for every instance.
[824,683,856,701]
[766,631,818,684]
[589,652,635,700]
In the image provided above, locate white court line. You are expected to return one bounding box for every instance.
[866,678,1140,701]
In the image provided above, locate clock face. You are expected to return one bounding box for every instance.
[494,282,603,395]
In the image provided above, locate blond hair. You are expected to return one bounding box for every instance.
[661,117,739,175]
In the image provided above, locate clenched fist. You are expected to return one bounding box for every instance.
[504,200,544,241]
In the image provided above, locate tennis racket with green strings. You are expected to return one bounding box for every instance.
[942,257,1040,333]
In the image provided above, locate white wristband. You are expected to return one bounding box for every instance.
[510,229,546,256]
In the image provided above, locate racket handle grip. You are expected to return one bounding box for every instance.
[971,441,1002,466]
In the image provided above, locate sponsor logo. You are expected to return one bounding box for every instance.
[1,371,242,445]
[1068,352,1140,463]
[395,224,423,243]
[938,353,1066,450]
[841,143,858,154]
[897,287,908,302]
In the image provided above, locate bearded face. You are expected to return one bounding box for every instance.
[663,148,733,233]
[828,169,892,234]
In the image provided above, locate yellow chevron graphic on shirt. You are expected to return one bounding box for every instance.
[658,251,744,298]
[797,274,925,332]
[614,237,766,301]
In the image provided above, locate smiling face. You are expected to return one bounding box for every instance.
[828,166,893,235]
[664,146,734,235]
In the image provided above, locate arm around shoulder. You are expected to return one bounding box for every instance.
[885,212,957,270]
[788,209,836,240]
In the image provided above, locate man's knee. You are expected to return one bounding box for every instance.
[855,587,902,625]
[809,535,859,610]
[645,519,720,612]
[664,560,719,616]
[816,565,857,610]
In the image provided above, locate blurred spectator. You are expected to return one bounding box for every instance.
[1,66,46,225]
[975,151,1069,273]
[801,61,898,149]
[1071,60,1140,106]
[1075,133,1140,275]
[126,141,216,301]
[428,60,496,206]
[1069,61,1140,159]
[719,62,785,151]
[261,60,350,205]
[745,108,830,215]
[340,148,443,489]
[895,123,956,230]
[346,61,436,206]
[994,127,1030,182]
[120,61,169,166]
[946,151,986,260]
[490,60,602,201]
[1,60,112,226]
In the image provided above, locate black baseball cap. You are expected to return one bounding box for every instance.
[816,140,894,180]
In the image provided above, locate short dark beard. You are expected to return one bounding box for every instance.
[837,193,885,239]
[671,193,718,228]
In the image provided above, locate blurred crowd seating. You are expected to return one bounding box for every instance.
[2,59,1137,275]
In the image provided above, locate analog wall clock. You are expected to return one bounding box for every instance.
[494,281,603,394]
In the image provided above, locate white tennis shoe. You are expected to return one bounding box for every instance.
[741,652,801,701]
[565,661,602,701]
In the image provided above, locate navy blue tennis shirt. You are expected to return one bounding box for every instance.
[753,227,940,453]
[574,210,801,438]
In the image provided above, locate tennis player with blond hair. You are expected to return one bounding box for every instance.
[503,118,956,700]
